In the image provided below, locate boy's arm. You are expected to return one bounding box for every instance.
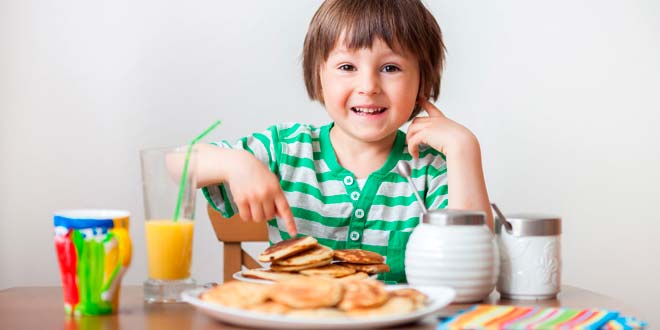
[407,100,493,229]
[444,135,493,229]
[166,143,297,235]
[166,143,245,188]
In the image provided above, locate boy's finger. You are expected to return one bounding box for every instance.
[275,194,297,237]
[409,145,418,159]
[263,200,276,220]
[407,134,420,159]
[236,200,252,222]
[250,203,265,222]
[407,130,427,160]
[420,100,445,118]
[406,119,430,137]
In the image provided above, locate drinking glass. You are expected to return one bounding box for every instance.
[140,146,197,303]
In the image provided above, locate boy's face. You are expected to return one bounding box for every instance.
[320,37,419,144]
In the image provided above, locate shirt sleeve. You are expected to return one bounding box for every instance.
[202,125,281,218]
[424,152,448,210]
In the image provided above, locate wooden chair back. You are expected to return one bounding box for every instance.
[207,204,269,282]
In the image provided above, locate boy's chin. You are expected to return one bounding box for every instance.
[347,128,396,143]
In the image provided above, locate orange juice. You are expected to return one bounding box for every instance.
[145,219,194,280]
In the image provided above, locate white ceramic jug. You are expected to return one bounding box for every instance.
[405,210,498,303]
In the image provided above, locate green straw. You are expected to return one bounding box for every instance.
[173,120,222,221]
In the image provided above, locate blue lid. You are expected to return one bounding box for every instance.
[53,209,129,229]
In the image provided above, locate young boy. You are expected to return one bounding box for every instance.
[191,0,491,283]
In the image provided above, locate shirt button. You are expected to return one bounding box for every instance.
[350,191,360,201]
[355,209,365,218]
[349,231,360,241]
[343,176,354,186]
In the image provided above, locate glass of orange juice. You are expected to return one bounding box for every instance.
[140,146,197,303]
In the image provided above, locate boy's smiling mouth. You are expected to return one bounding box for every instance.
[350,106,388,115]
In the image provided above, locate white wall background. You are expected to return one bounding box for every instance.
[2,0,658,326]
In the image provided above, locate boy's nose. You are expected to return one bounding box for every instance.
[357,71,381,96]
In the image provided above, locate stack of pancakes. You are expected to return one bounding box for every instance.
[244,236,390,282]
[333,249,390,275]
[201,276,428,318]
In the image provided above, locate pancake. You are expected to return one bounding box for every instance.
[200,281,271,308]
[333,249,385,264]
[335,272,370,282]
[346,297,415,318]
[389,288,428,309]
[298,264,356,278]
[271,276,343,309]
[270,257,332,272]
[336,262,391,274]
[337,279,388,311]
[272,245,333,267]
[245,301,291,315]
[242,268,306,282]
[258,236,318,262]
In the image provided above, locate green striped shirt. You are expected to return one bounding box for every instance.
[202,122,448,283]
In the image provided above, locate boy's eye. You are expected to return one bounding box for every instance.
[338,64,356,71]
[382,65,401,73]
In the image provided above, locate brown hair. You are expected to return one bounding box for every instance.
[302,0,446,118]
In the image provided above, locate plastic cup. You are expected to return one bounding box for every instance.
[53,209,132,315]
[140,146,197,303]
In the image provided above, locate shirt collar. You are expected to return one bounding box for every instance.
[319,122,405,178]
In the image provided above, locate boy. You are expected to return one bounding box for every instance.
[184,0,491,283]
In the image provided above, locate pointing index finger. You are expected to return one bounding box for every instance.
[275,193,297,237]
[419,99,445,117]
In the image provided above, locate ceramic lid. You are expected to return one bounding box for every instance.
[498,213,562,236]
[422,209,486,226]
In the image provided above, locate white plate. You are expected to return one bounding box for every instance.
[233,268,378,284]
[182,285,455,330]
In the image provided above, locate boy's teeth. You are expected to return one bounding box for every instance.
[352,107,386,113]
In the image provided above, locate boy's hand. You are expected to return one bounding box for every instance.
[407,100,479,159]
[225,152,297,237]
[407,100,493,229]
